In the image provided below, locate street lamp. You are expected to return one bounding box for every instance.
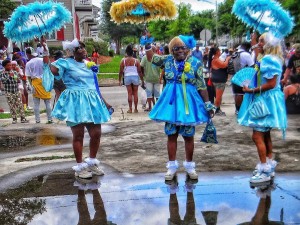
[197,0,218,44]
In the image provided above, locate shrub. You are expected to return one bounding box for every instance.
[84,40,109,56]
[108,50,114,57]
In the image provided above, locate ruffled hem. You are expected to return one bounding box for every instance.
[238,89,287,129]
[52,89,111,124]
[149,83,209,125]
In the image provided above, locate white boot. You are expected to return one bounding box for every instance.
[183,161,198,180]
[85,158,105,176]
[267,158,277,177]
[250,163,271,184]
[165,160,179,181]
[72,162,93,179]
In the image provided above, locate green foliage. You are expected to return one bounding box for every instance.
[0,0,17,19]
[148,20,172,42]
[84,40,109,56]
[100,0,144,53]
[99,0,300,46]
[108,50,114,57]
[167,3,192,36]
[98,55,122,74]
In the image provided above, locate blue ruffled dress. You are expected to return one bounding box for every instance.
[238,55,287,130]
[149,55,209,126]
[51,58,111,126]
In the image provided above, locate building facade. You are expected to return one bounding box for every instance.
[0,0,100,48]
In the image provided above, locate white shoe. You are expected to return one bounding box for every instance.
[250,172,271,184]
[253,160,277,177]
[165,161,178,181]
[75,168,93,179]
[88,165,105,176]
[166,179,179,194]
[183,161,198,180]
[85,158,105,176]
[72,163,93,179]
[268,160,277,177]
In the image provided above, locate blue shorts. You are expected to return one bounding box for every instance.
[124,76,139,86]
[165,122,195,137]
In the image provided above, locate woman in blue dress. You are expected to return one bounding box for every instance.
[238,32,287,184]
[145,35,215,181]
[42,38,111,179]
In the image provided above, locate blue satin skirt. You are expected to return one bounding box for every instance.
[238,89,287,129]
[149,82,209,126]
[52,89,111,125]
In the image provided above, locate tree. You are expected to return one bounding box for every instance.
[147,20,171,43]
[166,3,192,36]
[99,0,143,54]
[0,0,17,19]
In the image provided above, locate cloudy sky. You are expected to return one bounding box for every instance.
[92,0,224,12]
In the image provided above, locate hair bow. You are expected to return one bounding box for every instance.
[62,39,80,51]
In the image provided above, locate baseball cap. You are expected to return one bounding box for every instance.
[25,47,38,57]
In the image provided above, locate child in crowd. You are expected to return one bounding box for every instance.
[0,59,29,124]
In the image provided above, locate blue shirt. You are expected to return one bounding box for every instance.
[192,49,203,62]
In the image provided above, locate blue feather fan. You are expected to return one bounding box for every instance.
[231,67,256,87]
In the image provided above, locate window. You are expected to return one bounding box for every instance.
[44,31,56,40]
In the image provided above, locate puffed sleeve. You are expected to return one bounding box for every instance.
[260,55,282,79]
[51,58,70,80]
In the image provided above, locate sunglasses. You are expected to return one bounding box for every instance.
[172,46,188,51]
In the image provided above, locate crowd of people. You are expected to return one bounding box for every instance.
[0,32,299,184]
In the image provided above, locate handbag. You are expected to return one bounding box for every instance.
[248,95,270,119]
[248,66,270,119]
[201,119,218,144]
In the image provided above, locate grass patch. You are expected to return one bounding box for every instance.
[0,109,46,119]
[15,154,75,162]
[98,73,119,80]
[99,55,122,74]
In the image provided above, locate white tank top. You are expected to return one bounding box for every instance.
[123,59,138,77]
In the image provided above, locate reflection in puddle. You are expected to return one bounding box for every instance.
[36,131,70,146]
[1,173,298,225]
[0,125,116,150]
[0,179,46,224]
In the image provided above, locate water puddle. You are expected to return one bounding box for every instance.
[0,125,116,152]
[0,172,299,225]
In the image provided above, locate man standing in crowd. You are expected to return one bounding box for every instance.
[282,44,300,85]
[140,45,161,111]
[25,47,53,124]
[192,43,203,62]
[230,42,254,114]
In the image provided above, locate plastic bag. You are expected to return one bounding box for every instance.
[140,89,147,105]
[201,119,218,144]
[42,64,54,92]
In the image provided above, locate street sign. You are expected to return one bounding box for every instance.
[200,29,212,46]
